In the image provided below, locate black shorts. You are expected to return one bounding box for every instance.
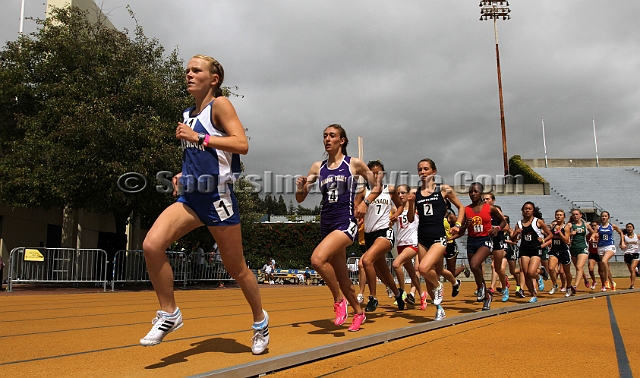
[364,228,395,250]
[466,236,493,256]
[588,253,601,262]
[520,247,542,258]
[549,248,571,265]
[444,242,459,260]
[506,245,519,261]
[624,253,640,264]
[418,234,447,250]
[492,237,506,251]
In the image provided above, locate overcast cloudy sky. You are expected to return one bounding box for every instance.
[2,1,639,206]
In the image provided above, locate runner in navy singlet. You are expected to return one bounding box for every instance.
[296,124,381,332]
[140,55,269,354]
[406,158,465,321]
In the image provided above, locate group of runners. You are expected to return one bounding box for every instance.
[135,55,637,354]
[296,125,639,333]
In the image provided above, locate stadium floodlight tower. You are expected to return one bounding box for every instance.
[480,0,511,182]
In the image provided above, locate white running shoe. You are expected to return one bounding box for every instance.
[433,282,444,306]
[357,293,364,304]
[387,287,394,298]
[140,309,183,346]
[549,284,558,295]
[434,307,446,321]
[251,310,270,355]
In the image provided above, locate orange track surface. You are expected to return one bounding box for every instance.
[1,283,638,377]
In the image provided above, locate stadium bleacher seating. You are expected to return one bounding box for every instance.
[531,166,640,228]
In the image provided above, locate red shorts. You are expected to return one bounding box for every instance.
[397,245,418,254]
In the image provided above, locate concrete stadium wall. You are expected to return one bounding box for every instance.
[452,183,550,196]
[46,0,115,29]
[524,158,640,168]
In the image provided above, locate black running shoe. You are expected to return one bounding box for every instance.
[406,292,415,305]
[482,294,492,311]
[452,279,461,297]
[515,288,525,298]
[540,266,549,281]
[365,296,378,312]
[395,289,405,310]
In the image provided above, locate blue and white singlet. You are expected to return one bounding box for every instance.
[177,100,242,226]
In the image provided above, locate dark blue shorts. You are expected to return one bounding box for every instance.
[177,184,240,226]
[466,236,493,256]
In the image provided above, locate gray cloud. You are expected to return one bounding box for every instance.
[2,1,638,207]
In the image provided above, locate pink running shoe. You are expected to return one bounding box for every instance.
[334,298,348,326]
[584,278,590,289]
[601,286,607,292]
[420,292,428,310]
[348,313,366,332]
[590,282,597,290]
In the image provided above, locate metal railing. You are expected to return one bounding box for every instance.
[571,201,604,214]
[111,250,233,291]
[8,247,109,292]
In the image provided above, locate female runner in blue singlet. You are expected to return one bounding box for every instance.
[140,55,269,354]
[296,124,381,332]
[590,211,625,291]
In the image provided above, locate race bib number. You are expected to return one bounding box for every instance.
[215,196,234,221]
[474,225,483,233]
[423,203,433,216]
[524,234,532,241]
[386,228,395,241]
[328,188,338,203]
[347,221,357,237]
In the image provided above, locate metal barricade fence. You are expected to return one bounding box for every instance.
[8,247,108,292]
[346,255,478,286]
[111,250,233,291]
[111,250,188,291]
[346,257,408,285]
[186,251,232,284]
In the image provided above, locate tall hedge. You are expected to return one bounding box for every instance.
[509,155,546,184]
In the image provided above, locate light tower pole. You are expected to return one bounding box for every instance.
[480,1,511,180]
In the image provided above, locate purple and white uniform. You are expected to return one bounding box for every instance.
[177,100,242,226]
[318,156,358,241]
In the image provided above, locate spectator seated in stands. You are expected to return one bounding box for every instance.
[262,260,274,284]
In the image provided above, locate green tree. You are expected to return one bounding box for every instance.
[296,204,321,215]
[263,194,275,215]
[276,195,287,215]
[0,6,191,235]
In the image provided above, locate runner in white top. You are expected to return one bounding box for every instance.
[391,184,427,310]
[360,161,404,312]
[622,223,638,289]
